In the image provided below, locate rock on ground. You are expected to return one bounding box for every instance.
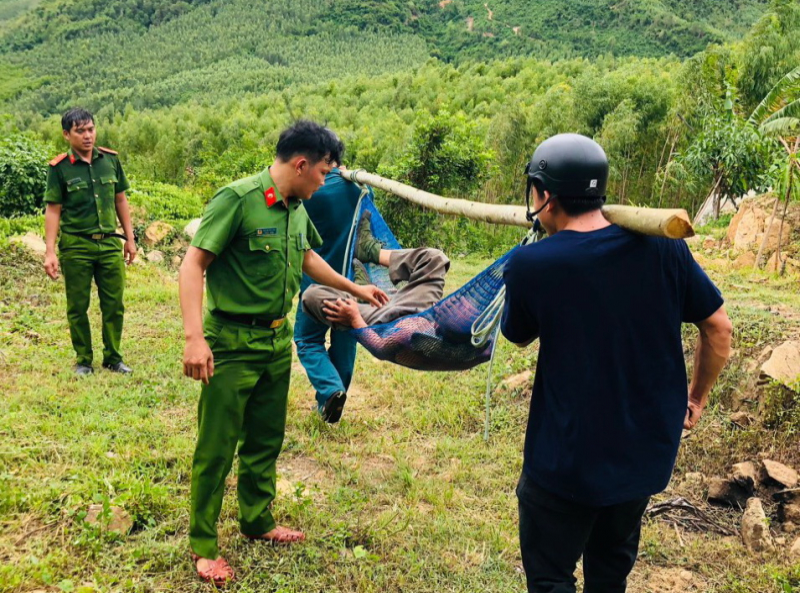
[146,250,164,263]
[732,462,759,489]
[729,412,756,426]
[741,497,774,553]
[143,221,173,246]
[760,341,800,390]
[497,370,532,394]
[761,459,799,489]
[707,477,752,507]
[84,504,132,534]
[733,251,756,270]
[10,232,46,256]
[790,536,800,560]
[184,218,202,239]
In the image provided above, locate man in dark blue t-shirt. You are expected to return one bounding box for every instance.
[295,167,367,423]
[502,134,732,593]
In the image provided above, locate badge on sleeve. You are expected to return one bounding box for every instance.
[265,187,277,207]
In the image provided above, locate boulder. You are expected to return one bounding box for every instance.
[733,251,757,270]
[732,462,759,490]
[707,477,751,508]
[184,218,202,239]
[10,232,46,256]
[782,502,800,524]
[761,459,799,488]
[790,536,800,560]
[143,221,173,247]
[84,504,132,534]
[171,255,182,267]
[741,497,774,553]
[760,341,800,390]
[146,250,164,264]
[729,204,767,249]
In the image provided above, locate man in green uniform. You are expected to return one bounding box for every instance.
[179,120,388,586]
[44,108,137,375]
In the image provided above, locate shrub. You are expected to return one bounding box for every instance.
[126,179,205,223]
[0,134,49,217]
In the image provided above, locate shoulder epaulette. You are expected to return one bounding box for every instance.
[98,146,118,155]
[228,176,261,198]
[49,153,68,166]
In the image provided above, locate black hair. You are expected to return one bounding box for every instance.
[62,108,94,132]
[531,178,605,216]
[276,120,344,165]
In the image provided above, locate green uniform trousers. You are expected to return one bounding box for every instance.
[189,313,293,559]
[58,233,125,366]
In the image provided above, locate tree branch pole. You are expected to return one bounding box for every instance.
[340,168,695,240]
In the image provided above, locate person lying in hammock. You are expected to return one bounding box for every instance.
[301,211,450,334]
[303,211,495,371]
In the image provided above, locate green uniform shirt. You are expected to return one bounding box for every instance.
[44,147,130,234]
[192,168,322,318]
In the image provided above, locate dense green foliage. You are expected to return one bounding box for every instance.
[0,0,797,251]
[0,133,49,217]
[0,0,429,113]
[0,0,769,113]
[328,0,768,62]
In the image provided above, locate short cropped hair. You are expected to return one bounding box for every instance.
[62,108,94,132]
[532,178,605,216]
[276,120,344,165]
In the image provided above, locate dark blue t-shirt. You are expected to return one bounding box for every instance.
[501,225,723,506]
[301,169,366,292]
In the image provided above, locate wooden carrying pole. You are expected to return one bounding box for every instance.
[339,168,695,239]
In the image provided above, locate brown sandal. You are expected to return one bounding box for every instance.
[191,553,235,587]
[244,525,305,545]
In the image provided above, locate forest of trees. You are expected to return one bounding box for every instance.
[0,0,798,252]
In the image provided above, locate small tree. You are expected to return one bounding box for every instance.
[676,87,771,222]
[0,134,50,217]
[749,65,800,270]
[378,110,492,247]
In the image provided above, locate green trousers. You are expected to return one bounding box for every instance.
[58,233,125,366]
[189,313,293,559]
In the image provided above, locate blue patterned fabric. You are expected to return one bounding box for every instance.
[346,195,516,371]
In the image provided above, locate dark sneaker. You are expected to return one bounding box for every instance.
[103,361,133,374]
[75,364,93,376]
[354,211,381,265]
[319,391,347,424]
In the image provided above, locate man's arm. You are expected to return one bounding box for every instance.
[114,191,137,264]
[685,305,733,429]
[179,246,216,384]
[44,203,62,279]
[302,249,388,307]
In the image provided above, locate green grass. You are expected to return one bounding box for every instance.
[1,242,798,592]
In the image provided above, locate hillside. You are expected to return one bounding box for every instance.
[0,0,768,114]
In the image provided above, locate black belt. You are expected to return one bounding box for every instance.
[63,231,128,241]
[213,310,286,329]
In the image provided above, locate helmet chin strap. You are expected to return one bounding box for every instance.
[525,174,552,223]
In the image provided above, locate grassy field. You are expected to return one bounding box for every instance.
[1,241,799,592]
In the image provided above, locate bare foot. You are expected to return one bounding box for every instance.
[192,554,235,586]
[246,525,306,544]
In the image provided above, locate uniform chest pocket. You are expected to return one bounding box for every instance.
[66,180,88,193]
[100,175,117,186]
[290,233,310,272]
[247,236,283,276]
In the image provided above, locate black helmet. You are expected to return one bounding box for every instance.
[524,134,608,221]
